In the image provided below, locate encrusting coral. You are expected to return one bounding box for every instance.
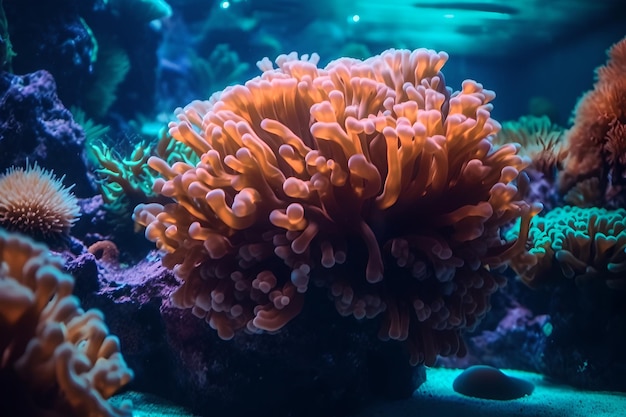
[134,48,541,365]
[0,163,80,240]
[0,229,133,416]
[506,206,626,290]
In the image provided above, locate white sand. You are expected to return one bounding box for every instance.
[356,368,626,417]
[113,368,626,417]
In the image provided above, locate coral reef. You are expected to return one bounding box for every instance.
[0,163,80,241]
[0,230,133,417]
[135,48,540,366]
[4,0,623,407]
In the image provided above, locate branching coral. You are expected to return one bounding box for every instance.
[90,140,154,206]
[0,230,133,416]
[90,128,198,211]
[560,36,626,197]
[506,206,626,290]
[0,163,80,240]
[134,48,540,365]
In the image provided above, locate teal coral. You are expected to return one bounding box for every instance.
[507,206,626,290]
[90,128,199,213]
[90,140,154,206]
[0,0,16,71]
[107,0,172,22]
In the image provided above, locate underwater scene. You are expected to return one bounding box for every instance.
[1,0,626,416]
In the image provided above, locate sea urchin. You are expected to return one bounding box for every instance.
[0,163,80,239]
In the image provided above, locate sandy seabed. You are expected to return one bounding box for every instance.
[112,368,626,417]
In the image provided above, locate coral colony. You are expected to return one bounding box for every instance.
[134,48,540,366]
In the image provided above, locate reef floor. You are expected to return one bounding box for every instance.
[111,368,626,417]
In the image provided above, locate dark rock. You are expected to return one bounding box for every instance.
[438,272,626,393]
[453,365,534,400]
[4,0,96,108]
[0,70,94,196]
[541,279,626,391]
[437,279,549,373]
[66,250,425,417]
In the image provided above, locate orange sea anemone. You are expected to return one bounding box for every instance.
[135,48,540,365]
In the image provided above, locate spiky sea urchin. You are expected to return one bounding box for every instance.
[0,163,80,239]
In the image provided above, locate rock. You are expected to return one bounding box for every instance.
[453,365,534,400]
[65,250,425,417]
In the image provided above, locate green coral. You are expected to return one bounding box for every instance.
[507,206,626,290]
[89,128,199,214]
[72,107,108,135]
[90,140,154,205]
[0,0,16,71]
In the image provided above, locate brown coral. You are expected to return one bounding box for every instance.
[0,230,133,417]
[134,48,539,365]
[88,240,121,264]
[604,119,626,183]
[560,36,626,195]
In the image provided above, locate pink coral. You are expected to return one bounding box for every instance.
[135,48,539,365]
